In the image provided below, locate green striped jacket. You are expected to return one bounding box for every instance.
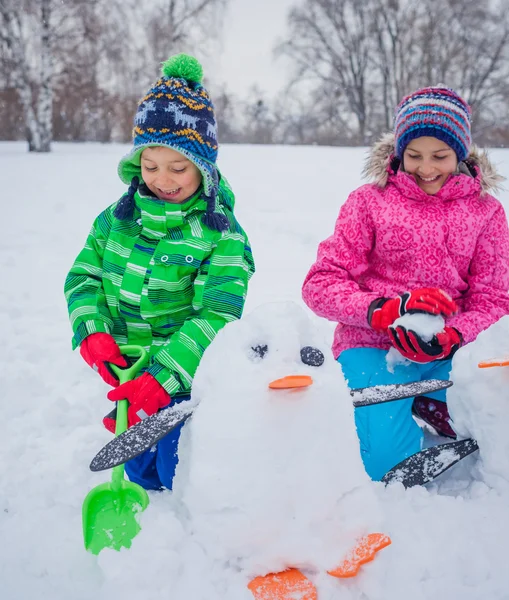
[64,177,255,397]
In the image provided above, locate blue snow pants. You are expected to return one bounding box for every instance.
[338,348,453,481]
[124,394,191,491]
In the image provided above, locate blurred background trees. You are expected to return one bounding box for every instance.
[276,0,509,146]
[0,0,226,150]
[2,0,509,150]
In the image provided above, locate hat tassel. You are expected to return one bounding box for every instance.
[201,189,229,232]
[114,176,139,220]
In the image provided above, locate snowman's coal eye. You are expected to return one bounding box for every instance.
[251,344,268,359]
[300,346,324,367]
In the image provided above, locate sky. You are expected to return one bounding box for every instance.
[204,0,297,100]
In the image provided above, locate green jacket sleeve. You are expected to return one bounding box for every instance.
[64,209,114,349]
[147,230,255,395]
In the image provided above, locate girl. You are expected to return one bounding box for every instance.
[302,86,509,481]
[64,54,255,490]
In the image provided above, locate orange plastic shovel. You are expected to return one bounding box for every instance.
[327,533,392,578]
[247,534,392,598]
[478,357,509,368]
[248,568,317,600]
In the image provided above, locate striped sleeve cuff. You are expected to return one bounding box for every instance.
[147,363,182,396]
[71,319,111,350]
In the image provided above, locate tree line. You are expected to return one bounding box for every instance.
[2,0,509,151]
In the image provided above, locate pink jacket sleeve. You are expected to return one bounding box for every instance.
[448,201,509,344]
[302,187,381,327]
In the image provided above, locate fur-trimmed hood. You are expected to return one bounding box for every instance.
[363,132,504,196]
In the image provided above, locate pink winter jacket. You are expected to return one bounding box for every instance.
[302,134,509,358]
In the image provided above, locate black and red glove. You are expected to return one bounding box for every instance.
[369,288,457,332]
[80,332,127,387]
[106,372,171,428]
[388,325,462,363]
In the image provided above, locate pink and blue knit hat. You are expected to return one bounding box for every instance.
[394,86,472,162]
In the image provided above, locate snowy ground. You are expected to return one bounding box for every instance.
[1,141,509,599]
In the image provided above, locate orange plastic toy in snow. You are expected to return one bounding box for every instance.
[327,533,392,578]
[247,534,392,598]
[478,357,509,368]
[248,568,317,600]
[268,375,313,389]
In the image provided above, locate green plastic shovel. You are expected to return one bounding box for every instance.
[82,345,150,555]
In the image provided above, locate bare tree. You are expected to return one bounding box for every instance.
[0,0,102,151]
[146,0,227,79]
[237,86,278,144]
[94,0,228,123]
[370,0,424,130]
[278,0,374,143]
[0,0,228,149]
[275,94,324,145]
[211,87,241,143]
[280,0,509,146]
[421,0,509,116]
[0,0,53,151]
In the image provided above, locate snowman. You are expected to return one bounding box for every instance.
[447,315,509,493]
[173,302,390,595]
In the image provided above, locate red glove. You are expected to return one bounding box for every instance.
[102,408,118,434]
[107,372,171,427]
[369,288,457,332]
[80,333,127,387]
[388,325,462,363]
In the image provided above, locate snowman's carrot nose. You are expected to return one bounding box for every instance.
[268,375,313,389]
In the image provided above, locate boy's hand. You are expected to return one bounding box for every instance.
[369,288,457,332]
[79,333,127,387]
[388,325,462,363]
[107,372,171,427]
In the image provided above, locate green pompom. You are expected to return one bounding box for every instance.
[161,54,203,84]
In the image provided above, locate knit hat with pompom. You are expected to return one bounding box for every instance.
[116,53,228,231]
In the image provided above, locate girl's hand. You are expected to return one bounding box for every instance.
[388,325,462,363]
[369,288,457,332]
[79,333,127,387]
[107,372,171,427]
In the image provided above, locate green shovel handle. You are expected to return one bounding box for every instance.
[109,345,149,385]
[108,345,149,489]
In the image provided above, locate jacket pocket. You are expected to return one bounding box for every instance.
[140,239,211,319]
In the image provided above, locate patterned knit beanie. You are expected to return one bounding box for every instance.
[394,86,472,162]
[116,53,228,231]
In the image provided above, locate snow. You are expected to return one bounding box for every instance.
[393,313,446,341]
[1,141,509,599]
[449,317,509,493]
[178,302,382,577]
[386,314,446,370]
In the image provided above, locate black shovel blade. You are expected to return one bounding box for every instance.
[351,379,453,408]
[90,403,195,472]
[381,438,479,487]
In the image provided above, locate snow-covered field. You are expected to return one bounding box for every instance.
[1,141,509,599]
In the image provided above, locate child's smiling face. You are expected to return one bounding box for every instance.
[141,146,202,203]
[403,136,458,195]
